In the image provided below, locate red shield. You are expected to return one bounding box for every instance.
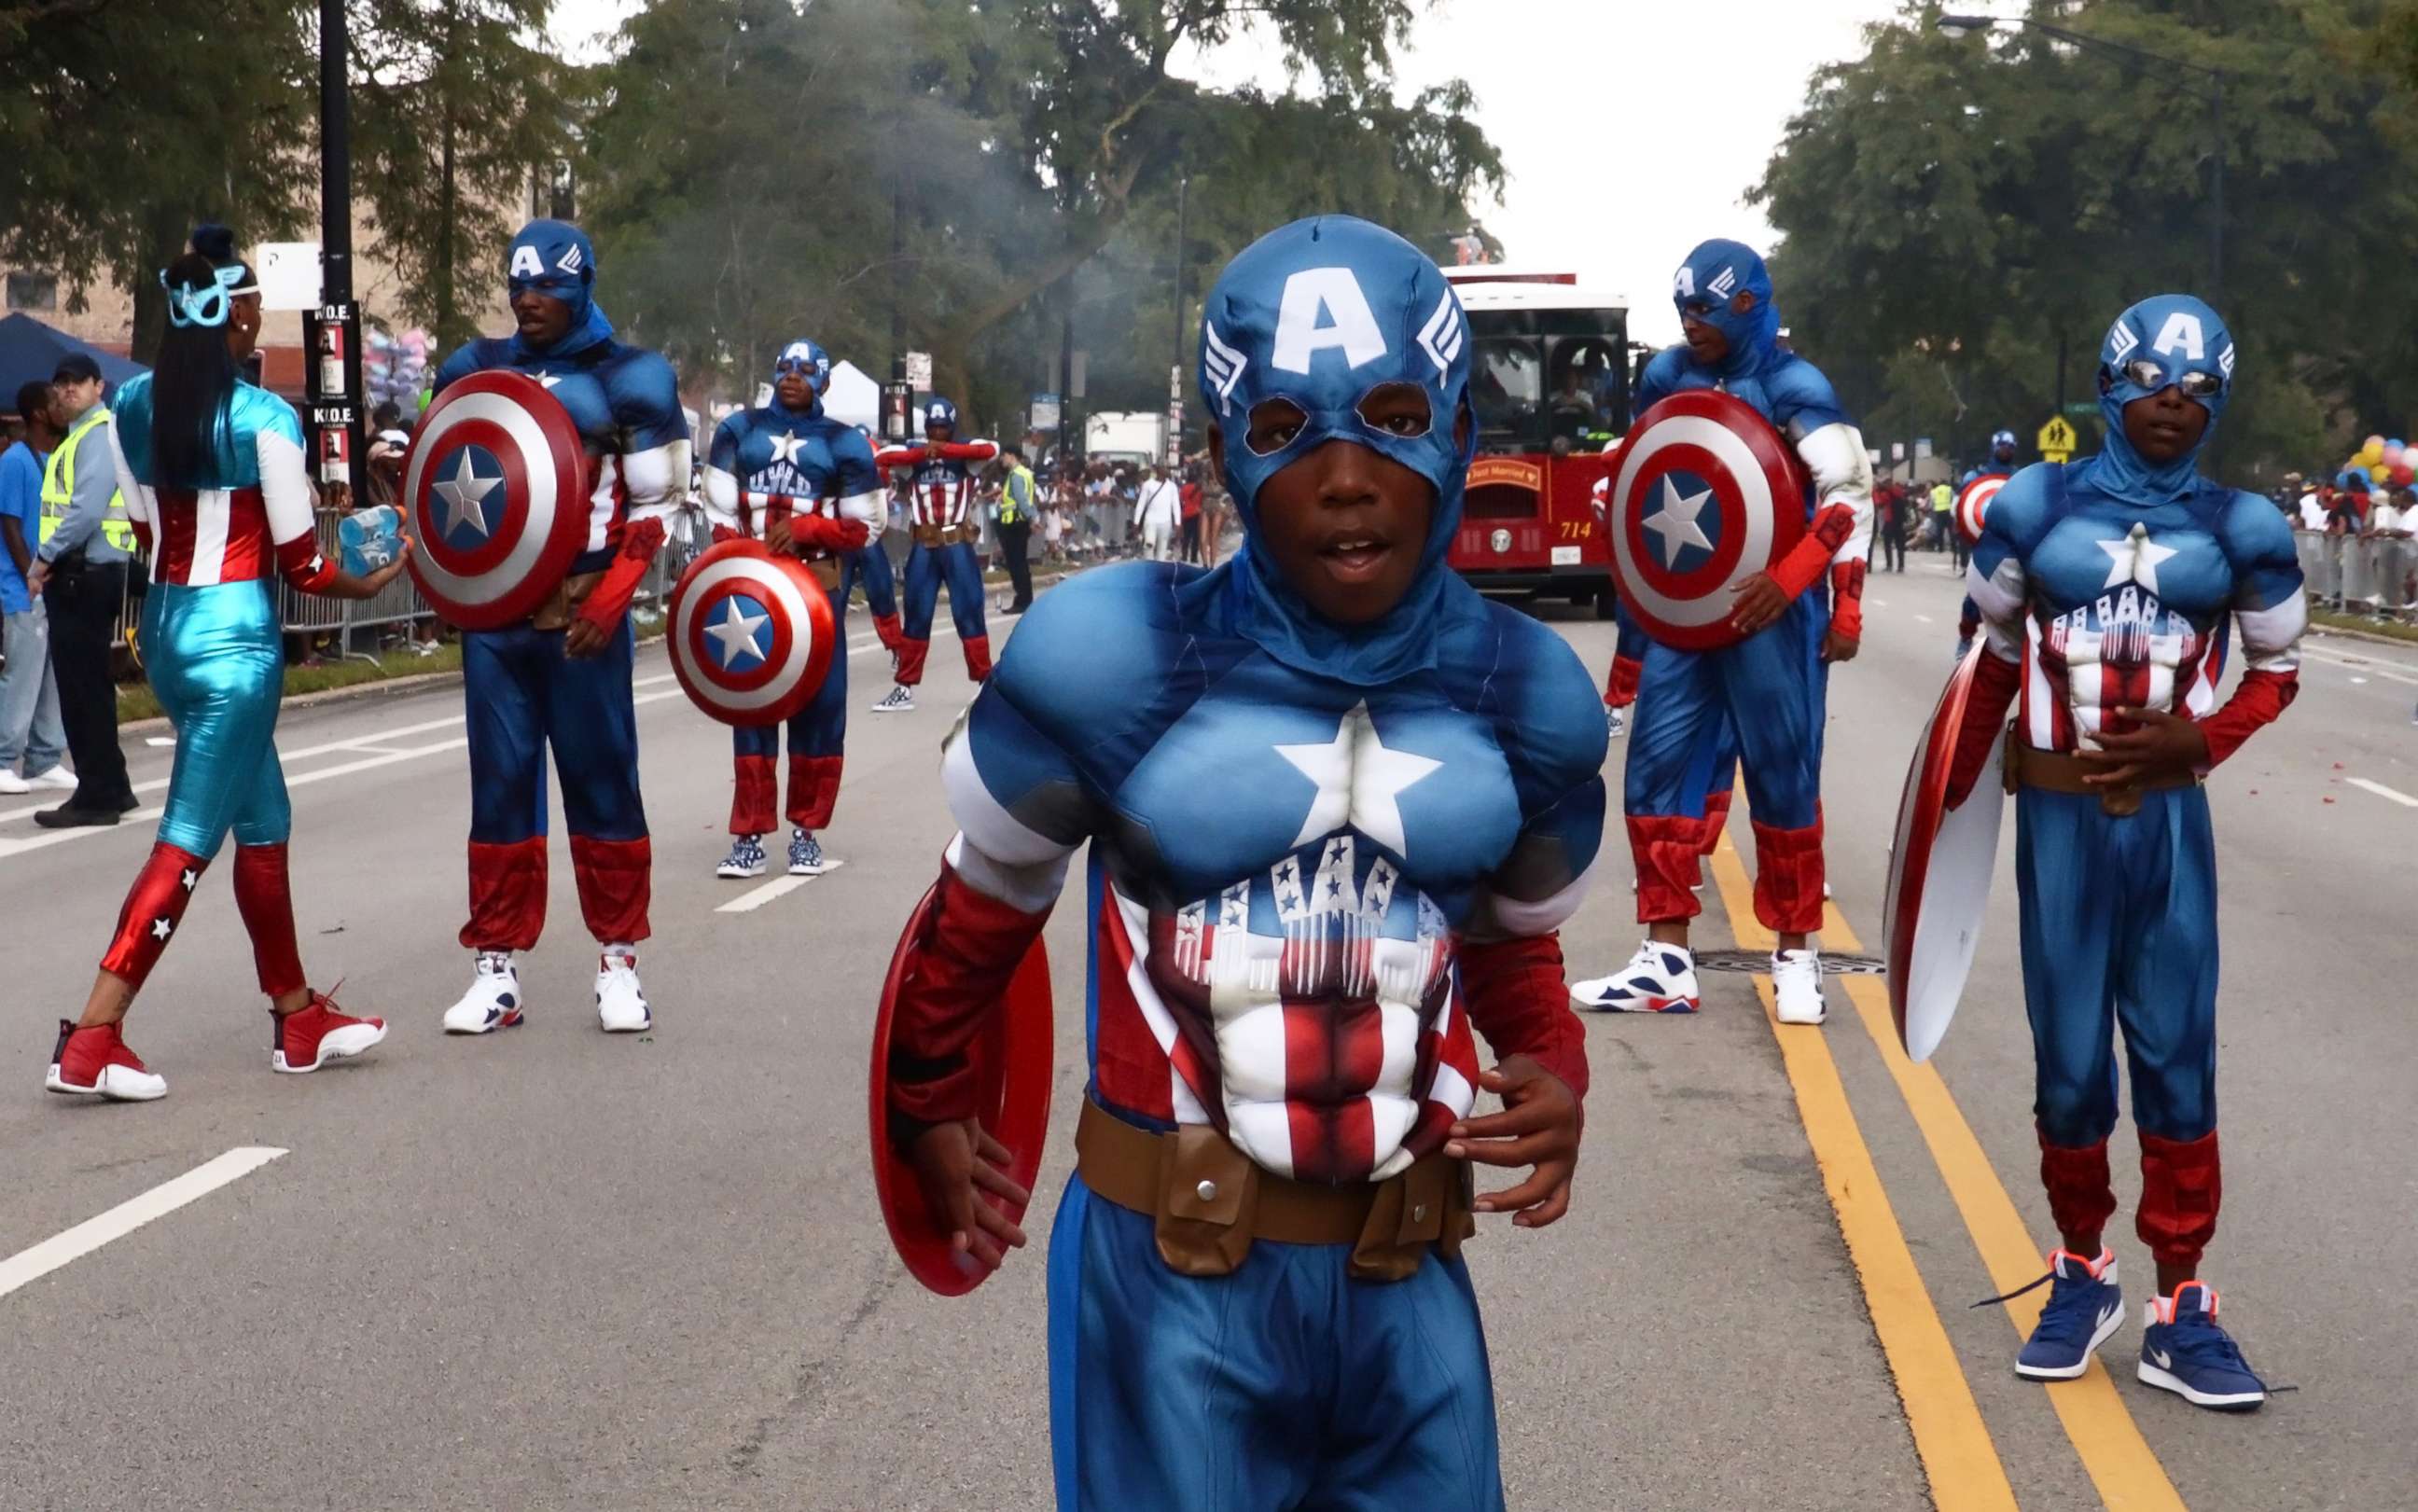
[1607,389,1809,649]
[1883,646,2010,1061]
[869,884,1054,1297]
[403,370,591,630]
[1956,472,2008,547]
[667,539,837,726]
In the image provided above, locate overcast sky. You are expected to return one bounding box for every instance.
[549,0,1902,342]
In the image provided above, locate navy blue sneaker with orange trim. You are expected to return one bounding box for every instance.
[2139,1282,2268,1410]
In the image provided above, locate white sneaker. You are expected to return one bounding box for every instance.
[869,684,915,714]
[26,765,78,791]
[1605,707,1628,739]
[595,950,651,1033]
[442,951,524,1034]
[1571,940,1700,1013]
[0,770,28,795]
[1772,948,1827,1025]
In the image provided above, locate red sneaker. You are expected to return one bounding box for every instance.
[46,1020,168,1102]
[271,992,388,1075]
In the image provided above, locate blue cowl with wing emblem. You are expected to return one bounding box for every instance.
[1191,215,1477,685]
[2081,294,2235,507]
[506,219,615,361]
[1672,238,1780,382]
[771,339,833,415]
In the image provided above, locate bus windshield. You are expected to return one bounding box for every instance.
[1464,306,1630,453]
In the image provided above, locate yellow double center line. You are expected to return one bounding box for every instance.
[1702,830,2186,1511]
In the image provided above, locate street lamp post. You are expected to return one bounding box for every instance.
[1937,13,2227,310]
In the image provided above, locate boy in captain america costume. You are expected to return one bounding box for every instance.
[1945,296,2299,1409]
[1573,238,1871,1020]
[880,217,1604,1509]
[868,399,997,713]
[701,339,885,880]
[430,219,689,1037]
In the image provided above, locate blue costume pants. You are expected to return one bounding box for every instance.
[1625,590,1827,930]
[837,538,897,625]
[459,618,650,950]
[2017,784,2223,1269]
[896,540,992,687]
[99,581,309,997]
[1047,1173,1503,1512]
[728,577,847,834]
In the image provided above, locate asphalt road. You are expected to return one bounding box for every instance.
[3,549,2413,1511]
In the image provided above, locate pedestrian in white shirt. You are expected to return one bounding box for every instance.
[1133,463,1183,562]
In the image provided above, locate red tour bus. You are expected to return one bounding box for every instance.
[1442,268,1630,615]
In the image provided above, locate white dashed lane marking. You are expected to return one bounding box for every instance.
[1,1146,286,1300]
[2348,777,2418,809]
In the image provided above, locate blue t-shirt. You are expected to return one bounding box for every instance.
[0,441,49,616]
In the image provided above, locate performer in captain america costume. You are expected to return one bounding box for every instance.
[1574,239,1872,1020]
[1955,428,2021,655]
[46,239,405,1101]
[430,219,689,1037]
[869,399,997,713]
[833,425,904,657]
[881,217,1604,1509]
[1945,296,2299,1409]
[701,339,884,880]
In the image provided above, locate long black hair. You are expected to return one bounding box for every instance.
[151,247,243,488]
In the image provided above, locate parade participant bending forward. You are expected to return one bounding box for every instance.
[701,340,883,880]
[881,217,1604,1510]
[433,219,688,1036]
[869,399,996,713]
[1949,296,2299,1409]
[47,243,407,1101]
[1574,238,1870,1020]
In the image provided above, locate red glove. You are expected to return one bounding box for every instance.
[1770,502,1860,601]
[710,523,739,546]
[575,516,667,635]
[885,860,1057,1133]
[2195,669,2298,767]
[1944,650,2022,808]
[1457,933,1588,1103]
[791,514,871,555]
[1828,560,1865,644]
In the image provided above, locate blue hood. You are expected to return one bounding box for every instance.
[2076,293,2235,506]
[1189,215,1476,685]
[772,338,831,416]
[1672,238,1781,382]
[506,219,615,360]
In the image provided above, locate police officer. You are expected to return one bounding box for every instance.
[27,354,138,827]
[994,444,1037,614]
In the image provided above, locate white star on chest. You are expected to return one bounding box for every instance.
[1643,477,1716,564]
[2098,522,2179,595]
[1272,701,1442,856]
[704,598,769,668]
[531,370,564,390]
[769,432,806,466]
[432,451,500,538]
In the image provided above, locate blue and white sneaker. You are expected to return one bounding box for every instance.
[2139,1283,2268,1410]
[787,828,829,877]
[441,951,523,1034]
[1570,940,1700,1013]
[1605,706,1627,740]
[2014,1249,2123,1380]
[716,834,768,880]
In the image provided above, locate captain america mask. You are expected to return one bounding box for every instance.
[1198,216,1474,612]
[2093,294,2232,486]
[505,218,607,354]
[1672,238,1779,375]
[772,340,831,411]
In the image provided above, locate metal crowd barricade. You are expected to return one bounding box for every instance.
[2298,529,2415,615]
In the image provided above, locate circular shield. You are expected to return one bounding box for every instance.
[1608,389,1809,650]
[403,370,590,630]
[869,882,1054,1297]
[1955,472,2008,547]
[667,539,836,726]
[1883,645,2010,1062]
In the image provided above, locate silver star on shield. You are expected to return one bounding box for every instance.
[1642,477,1716,565]
[703,597,769,669]
[433,451,501,539]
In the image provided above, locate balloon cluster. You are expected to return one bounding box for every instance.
[2341,433,2415,492]
[364,326,433,409]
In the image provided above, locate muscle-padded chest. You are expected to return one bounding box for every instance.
[732,418,841,496]
[2028,497,2236,636]
[506,356,623,454]
[1101,655,1524,922]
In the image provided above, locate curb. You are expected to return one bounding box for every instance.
[2306,617,2418,653]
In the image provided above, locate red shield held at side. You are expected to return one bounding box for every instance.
[1607,388,1809,652]
[1955,471,2008,547]
[868,884,1054,1297]
[666,539,836,727]
[404,369,591,630]
[1883,645,2010,1062]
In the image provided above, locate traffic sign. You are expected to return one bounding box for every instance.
[2037,415,2078,462]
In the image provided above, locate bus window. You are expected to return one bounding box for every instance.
[1548,334,1628,444]
[1472,335,1543,447]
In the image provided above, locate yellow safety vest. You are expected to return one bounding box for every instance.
[39,404,135,555]
[1000,464,1035,524]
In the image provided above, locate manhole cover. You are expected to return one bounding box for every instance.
[1692,949,1887,977]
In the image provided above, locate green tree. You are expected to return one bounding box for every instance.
[0,0,315,359]
[350,0,573,352]
[1754,0,2418,479]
